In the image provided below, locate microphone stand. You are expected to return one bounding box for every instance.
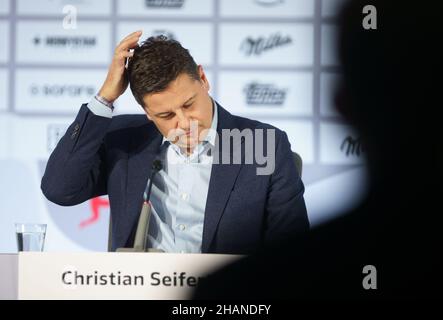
[116,160,164,253]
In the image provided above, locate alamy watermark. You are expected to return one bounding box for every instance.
[63,5,77,30]
[164,121,277,176]
[362,265,377,290]
[362,5,377,30]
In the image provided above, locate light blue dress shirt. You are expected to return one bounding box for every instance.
[88,97,218,253]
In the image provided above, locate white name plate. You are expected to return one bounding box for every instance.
[18,252,242,300]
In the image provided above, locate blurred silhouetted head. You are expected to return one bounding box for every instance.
[337,0,442,188]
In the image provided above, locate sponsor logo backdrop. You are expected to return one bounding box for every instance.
[0,0,367,253]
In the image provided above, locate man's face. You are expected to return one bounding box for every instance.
[142,66,213,152]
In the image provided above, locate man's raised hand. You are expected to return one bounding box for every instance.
[98,30,143,103]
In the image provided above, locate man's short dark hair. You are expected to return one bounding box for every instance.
[128,35,200,108]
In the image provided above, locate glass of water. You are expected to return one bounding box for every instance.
[15,223,47,252]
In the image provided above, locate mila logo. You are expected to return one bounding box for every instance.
[240,32,292,56]
[145,0,185,8]
[33,36,96,49]
[244,82,287,106]
[340,135,364,156]
[255,0,284,7]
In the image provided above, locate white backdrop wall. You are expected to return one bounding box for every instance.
[0,0,367,253]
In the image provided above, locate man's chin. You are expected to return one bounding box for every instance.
[175,139,199,151]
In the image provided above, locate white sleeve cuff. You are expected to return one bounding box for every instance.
[87,97,113,118]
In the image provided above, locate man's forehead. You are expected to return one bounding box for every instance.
[142,73,200,110]
[145,90,197,112]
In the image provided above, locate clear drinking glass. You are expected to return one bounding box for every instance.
[15,223,47,252]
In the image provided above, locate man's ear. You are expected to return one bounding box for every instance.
[143,106,152,121]
[141,99,152,120]
[198,65,210,91]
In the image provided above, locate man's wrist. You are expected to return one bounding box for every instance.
[94,94,115,110]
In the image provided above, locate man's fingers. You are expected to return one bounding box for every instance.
[116,37,141,54]
[117,31,142,52]
[113,50,134,62]
[121,51,134,59]
[121,30,142,43]
[113,51,134,66]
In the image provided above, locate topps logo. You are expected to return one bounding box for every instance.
[244,82,287,106]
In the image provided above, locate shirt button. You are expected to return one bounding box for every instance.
[181,193,189,201]
[178,224,186,231]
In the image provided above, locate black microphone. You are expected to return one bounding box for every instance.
[141,159,163,251]
[144,159,163,204]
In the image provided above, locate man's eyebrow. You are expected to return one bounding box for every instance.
[183,94,196,105]
[155,111,173,117]
[154,94,197,117]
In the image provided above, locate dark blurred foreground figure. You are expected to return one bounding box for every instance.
[194,0,442,299]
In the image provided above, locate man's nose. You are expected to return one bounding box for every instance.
[176,109,190,131]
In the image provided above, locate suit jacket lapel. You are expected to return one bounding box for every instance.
[114,123,162,249]
[202,104,243,253]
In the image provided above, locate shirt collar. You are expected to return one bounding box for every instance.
[204,98,218,146]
